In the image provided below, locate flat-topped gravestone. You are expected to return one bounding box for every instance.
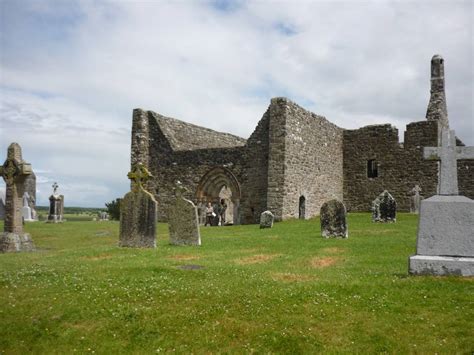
[119,163,157,248]
[320,199,348,238]
[168,181,201,246]
[409,185,423,214]
[260,210,274,229]
[372,190,396,223]
[0,143,35,252]
[47,182,64,223]
[409,128,474,276]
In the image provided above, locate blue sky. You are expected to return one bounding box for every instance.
[1,0,473,207]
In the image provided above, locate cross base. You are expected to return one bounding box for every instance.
[409,255,474,276]
[0,232,35,253]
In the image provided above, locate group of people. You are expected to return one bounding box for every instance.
[204,199,228,226]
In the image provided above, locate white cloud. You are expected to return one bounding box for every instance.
[1,0,472,206]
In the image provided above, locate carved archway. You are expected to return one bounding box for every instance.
[196,167,241,225]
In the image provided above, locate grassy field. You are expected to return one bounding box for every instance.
[0,214,472,354]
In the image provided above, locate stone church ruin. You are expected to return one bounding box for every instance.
[129,55,473,224]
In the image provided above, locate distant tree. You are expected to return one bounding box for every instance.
[105,198,121,220]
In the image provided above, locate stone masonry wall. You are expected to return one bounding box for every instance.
[279,99,343,220]
[343,121,439,211]
[239,109,270,224]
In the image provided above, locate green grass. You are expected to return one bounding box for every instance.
[0,214,472,354]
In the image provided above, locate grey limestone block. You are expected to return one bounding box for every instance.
[320,199,348,238]
[372,190,396,223]
[0,232,35,253]
[119,188,157,248]
[260,210,274,229]
[168,195,201,246]
[409,255,474,276]
[416,195,474,257]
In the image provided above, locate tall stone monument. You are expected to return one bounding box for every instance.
[168,181,201,246]
[47,182,64,223]
[0,143,35,252]
[409,129,474,276]
[320,199,348,238]
[119,163,157,248]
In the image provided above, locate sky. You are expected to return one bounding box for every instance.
[0,0,473,207]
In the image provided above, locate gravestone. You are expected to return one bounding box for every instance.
[409,185,423,214]
[21,192,34,222]
[409,129,474,276]
[119,163,157,248]
[260,210,274,229]
[0,143,35,252]
[47,182,64,223]
[320,199,348,238]
[99,211,109,221]
[372,190,396,223]
[168,181,201,246]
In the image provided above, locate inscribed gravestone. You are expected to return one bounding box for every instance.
[119,163,157,248]
[409,129,474,276]
[320,199,348,238]
[168,181,201,246]
[260,210,274,229]
[372,190,396,223]
[0,143,35,252]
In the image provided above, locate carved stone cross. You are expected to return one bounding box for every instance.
[424,129,474,195]
[127,163,152,191]
[52,182,59,195]
[0,143,32,234]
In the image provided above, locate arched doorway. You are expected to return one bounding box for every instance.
[299,195,306,220]
[196,167,241,225]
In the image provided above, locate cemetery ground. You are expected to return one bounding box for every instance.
[0,214,472,354]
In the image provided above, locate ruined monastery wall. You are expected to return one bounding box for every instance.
[343,121,439,211]
[281,99,343,220]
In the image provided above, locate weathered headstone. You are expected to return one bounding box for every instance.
[21,192,34,222]
[260,210,274,229]
[47,182,64,223]
[99,211,109,221]
[320,199,348,238]
[409,128,474,276]
[119,163,157,248]
[0,143,35,252]
[168,181,201,246]
[409,185,423,214]
[372,190,396,223]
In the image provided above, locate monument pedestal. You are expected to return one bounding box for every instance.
[409,195,474,276]
[0,232,35,253]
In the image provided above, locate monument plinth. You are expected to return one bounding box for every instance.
[409,129,474,276]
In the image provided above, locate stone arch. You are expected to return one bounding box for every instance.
[196,167,241,224]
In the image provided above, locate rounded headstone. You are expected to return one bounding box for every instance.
[320,199,348,238]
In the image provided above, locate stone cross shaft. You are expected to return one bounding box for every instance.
[424,129,474,195]
[0,143,32,234]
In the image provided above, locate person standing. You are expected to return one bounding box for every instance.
[219,198,228,225]
[204,202,214,226]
